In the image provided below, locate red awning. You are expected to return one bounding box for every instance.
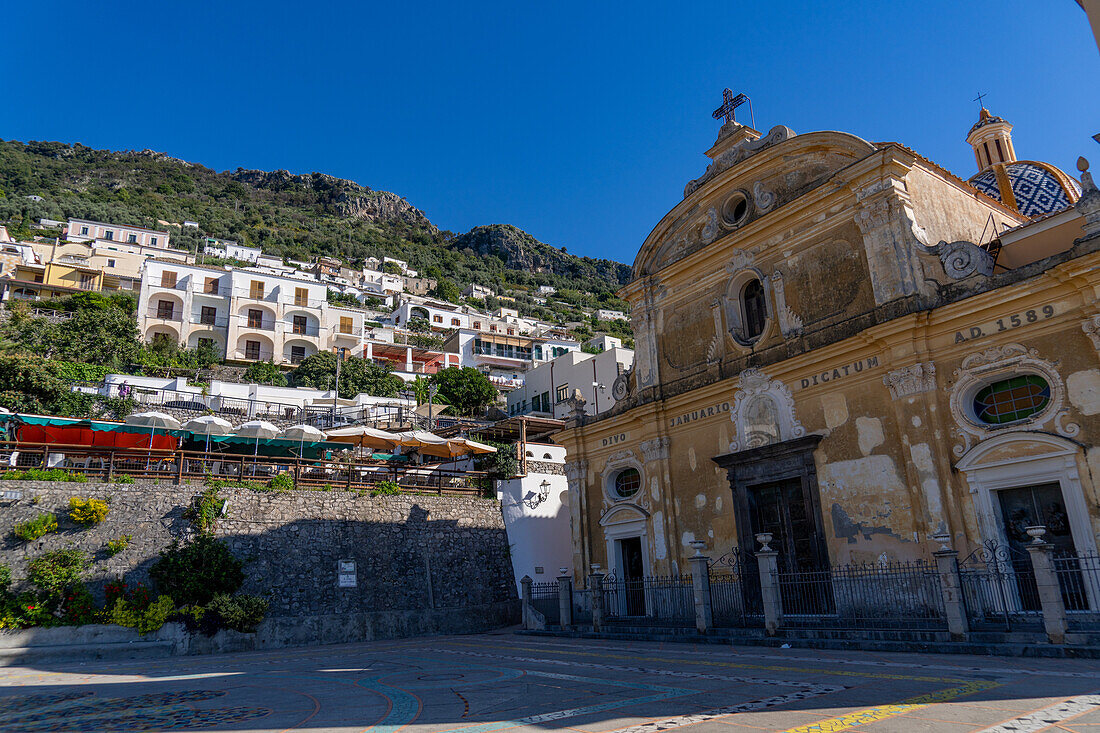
[15,424,178,450]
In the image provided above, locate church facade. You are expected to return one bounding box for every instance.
[555,106,1100,587]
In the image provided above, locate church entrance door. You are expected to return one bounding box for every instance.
[997,482,1078,611]
[714,435,829,616]
[618,536,646,616]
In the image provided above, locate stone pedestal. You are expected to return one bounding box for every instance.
[756,550,781,636]
[688,551,713,633]
[520,575,533,631]
[558,575,573,629]
[1026,541,1068,644]
[932,549,969,639]
[589,571,606,631]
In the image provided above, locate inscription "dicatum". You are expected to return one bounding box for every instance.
[798,357,881,389]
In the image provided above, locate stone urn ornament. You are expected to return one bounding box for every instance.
[755,532,773,551]
[1025,525,1047,544]
[689,540,707,558]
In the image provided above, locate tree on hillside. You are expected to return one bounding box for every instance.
[429,367,497,416]
[243,360,288,387]
[430,278,461,304]
[290,352,403,398]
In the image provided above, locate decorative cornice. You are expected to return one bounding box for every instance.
[684,125,795,198]
[883,362,936,400]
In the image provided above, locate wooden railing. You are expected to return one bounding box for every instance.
[0,442,488,497]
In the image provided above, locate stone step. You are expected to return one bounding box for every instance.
[0,639,175,666]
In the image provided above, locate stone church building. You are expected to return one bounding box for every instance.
[555,105,1100,586]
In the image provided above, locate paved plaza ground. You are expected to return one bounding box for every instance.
[0,631,1098,732]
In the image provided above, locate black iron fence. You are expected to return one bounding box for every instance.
[529,581,560,625]
[1053,551,1100,631]
[603,573,694,627]
[957,542,1043,631]
[709,548,762,628]
[774,560,947,630]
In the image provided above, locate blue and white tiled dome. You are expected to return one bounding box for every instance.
[969,161,1082,218]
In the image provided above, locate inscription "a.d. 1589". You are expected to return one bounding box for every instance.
[954,305,1055,343]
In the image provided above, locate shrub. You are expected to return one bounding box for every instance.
[2,468,86,483]
[371,480,401,497]
[187,485,225,533]
[0,564,10,594]
[12,513,57,542]
[107,594,174,634]
[267,473,295,492]
[106,535,131,555]
[115,474,135,484]
[68,497,110,525]
[61,585,97,626]
[205,594,268,633]
[27,549,89,597]
[150,535,244,607]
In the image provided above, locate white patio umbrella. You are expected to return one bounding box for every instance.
[125,411,181,448]
[449,437,497,456]
[183,415,233,453]
[282,423,326,458]
[234,420,281,456]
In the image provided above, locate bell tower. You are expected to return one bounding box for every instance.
[966,108,1017,174]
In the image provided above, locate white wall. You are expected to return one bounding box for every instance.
[496,443,571,595]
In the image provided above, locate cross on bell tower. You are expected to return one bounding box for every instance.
[712,89,753,128]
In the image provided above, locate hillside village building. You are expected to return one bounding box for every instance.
[67,218,170,249]
[508,339,634,418]
[554,108,1100,601]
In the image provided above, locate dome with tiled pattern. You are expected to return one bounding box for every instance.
[969,161,1082,218]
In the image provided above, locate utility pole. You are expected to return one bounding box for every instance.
[428,382,439,431]
[333,347,347,423]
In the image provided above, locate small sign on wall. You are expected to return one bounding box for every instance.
[337,559,357,588]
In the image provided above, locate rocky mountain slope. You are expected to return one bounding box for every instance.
[0,139,632,302]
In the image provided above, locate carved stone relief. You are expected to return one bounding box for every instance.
[771,269,803,338]
[1082,315,1100,356]
[883,362,936,400]
[753,180,777,213]
[684,125,796,198]
[728,368,806,452]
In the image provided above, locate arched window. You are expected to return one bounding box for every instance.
[973,375,1050,425]
[613,468,641,499]
[742,279,766,339]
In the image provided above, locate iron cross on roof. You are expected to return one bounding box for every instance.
[713,89,749,124]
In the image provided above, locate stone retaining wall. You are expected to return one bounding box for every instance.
[0,480,518,647]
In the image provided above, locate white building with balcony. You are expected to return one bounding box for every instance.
[390,296,470,331]
[137,260,380,366]
[594,308,628,322]
[506,344,633,419]
[443,329,580,392]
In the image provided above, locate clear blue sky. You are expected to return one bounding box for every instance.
[2,1,1097,264]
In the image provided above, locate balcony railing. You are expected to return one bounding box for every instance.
[238,318,275,331]
[149,280,187,291]
[147,308,182,322]
[284,296,328,309]
[234,348,276,362]
[195,316,231,328]
[193,284,232,297]
[286,323,321,337]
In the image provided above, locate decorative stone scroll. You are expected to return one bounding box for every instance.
[883,362,936,400]
[937,240,995,279]
[753,181,777,212]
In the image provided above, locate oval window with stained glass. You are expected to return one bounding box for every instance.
[972,375,1050,425]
